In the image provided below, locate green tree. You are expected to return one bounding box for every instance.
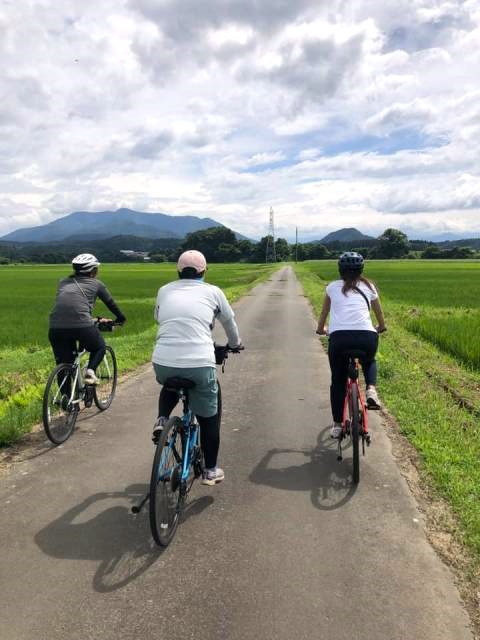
[275,238,290,261]
[251,236,271,262]
[375,228,409,258]
[182,226,238,262]
[421,246,442,259]
[216,243,242,262]
[237,239,255,262]
[309,243,330,259]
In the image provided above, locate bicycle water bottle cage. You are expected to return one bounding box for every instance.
[164,377,196,392]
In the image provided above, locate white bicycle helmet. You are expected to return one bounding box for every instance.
[72,253,100,273]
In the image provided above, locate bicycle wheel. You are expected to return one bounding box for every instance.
[149,417,183,546]
[43,364,78,444]
[93,346,117,410]
[349,385,360,484]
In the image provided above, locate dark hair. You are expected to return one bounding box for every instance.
[340,269,375,295]
[72,266,98,277]
[178,267,205,280]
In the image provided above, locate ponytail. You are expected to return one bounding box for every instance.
[341,271,376,295]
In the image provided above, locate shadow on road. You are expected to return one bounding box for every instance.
[249,429,358,510]
[34,484,214,593]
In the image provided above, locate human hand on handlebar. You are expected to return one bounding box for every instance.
[227,343,245,352]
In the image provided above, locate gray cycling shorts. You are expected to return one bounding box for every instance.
[152,364,218,418]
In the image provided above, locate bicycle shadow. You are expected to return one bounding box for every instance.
[34,484,214,593]
[249,429,358,510]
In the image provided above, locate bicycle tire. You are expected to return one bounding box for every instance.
[149,417,183,546]
[93,346,117,410]
[43,364,78,444]
[350,384,360,484]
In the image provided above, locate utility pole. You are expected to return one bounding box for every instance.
[265,207,277,263]
[295,226,298,263]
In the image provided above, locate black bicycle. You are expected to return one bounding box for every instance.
[42,319,120,444]
[133,344,242,547]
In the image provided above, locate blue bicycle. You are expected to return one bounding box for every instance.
[133,344,241,546]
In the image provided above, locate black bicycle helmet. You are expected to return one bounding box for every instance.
[338,251,364,272]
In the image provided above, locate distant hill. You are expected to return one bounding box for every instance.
[1,208,234,243]
[320,228,374,244]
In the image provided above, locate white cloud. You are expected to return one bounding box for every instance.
[0,0,480,240]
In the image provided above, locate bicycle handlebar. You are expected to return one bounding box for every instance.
[94,318,124,332]
[214,343,244,368]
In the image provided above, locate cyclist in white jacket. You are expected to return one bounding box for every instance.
[152,250,242,486]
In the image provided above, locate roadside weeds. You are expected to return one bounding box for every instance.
[382,409,480,640]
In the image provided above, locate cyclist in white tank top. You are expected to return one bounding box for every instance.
[316,252,386,439]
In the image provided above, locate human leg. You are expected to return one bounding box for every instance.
[78,326,106,372]
[357,332,381,408]
[48,328,77,365]
[328,332,350,426]
[48,328,77,397]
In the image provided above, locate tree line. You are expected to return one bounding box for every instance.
[0,226,478,265]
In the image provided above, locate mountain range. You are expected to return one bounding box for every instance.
[2,211,479,246]
[1,208,230,243]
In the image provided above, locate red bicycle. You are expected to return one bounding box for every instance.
[337,351,372,484]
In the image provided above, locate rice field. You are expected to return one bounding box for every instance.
[0,262,276,445]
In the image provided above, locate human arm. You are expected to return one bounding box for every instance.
[316,294,331,335]
[371,298,386,333]
[97,283,126,324]
[215,288,242,348]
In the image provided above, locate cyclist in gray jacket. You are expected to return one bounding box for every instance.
[48,254,126,384]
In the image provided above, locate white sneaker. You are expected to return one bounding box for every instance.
[366,387,381,409]
[330,423,343,439]
[202,467,225,486]
[84,369,99,385]
[152,416,167,443]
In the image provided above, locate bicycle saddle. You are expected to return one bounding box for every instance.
[164,377,196,390]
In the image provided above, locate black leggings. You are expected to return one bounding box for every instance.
[48,326,106,371]
[158,387,220,470]
[328,330,378,423]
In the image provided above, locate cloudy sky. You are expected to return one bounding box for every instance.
[1,0,480,240]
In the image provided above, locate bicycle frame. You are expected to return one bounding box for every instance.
[156,390,200,485]
[50,349,85,409]
[337,357,370,462]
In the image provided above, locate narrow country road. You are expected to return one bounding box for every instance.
[0,267,473,639]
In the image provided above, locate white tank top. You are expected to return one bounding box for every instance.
[327,280,378,333]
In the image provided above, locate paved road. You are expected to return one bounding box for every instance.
[0,267,473,639]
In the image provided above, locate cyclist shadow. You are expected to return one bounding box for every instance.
[34,484,213,593]
[249,429,358,510]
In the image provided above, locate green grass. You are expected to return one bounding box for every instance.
[294,260,480,562]
[0,263,278,445]
[405,308,480,371]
